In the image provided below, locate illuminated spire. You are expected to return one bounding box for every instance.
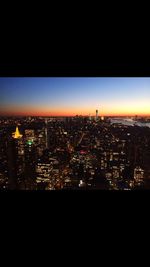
[12,126,23,139]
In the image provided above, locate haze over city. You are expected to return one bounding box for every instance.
[0,77,150,117]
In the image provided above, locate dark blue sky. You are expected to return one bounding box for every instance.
[0,78,150,116]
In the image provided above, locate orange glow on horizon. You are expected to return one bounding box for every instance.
[1,103,150,117]
[1,110,150,117]
[1,99,150,117]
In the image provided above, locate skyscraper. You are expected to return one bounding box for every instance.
[7,137,18,189]
[96,110,98,121]
[24,142,37,189]
[36,162,53,190]
[134,166,144,185]
[25,129,35,142]
[45,118,48,149]
[6,126,24,189]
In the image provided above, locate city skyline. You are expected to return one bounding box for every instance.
[0,77,150,116]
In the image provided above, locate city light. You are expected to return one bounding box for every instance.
[0,78,150,190]
[12,126,23,139]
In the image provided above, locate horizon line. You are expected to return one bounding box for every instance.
[0,114,150,117]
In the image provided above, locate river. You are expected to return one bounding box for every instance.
[110,118,150,128]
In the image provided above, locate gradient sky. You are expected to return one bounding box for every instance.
[0,77,150,116]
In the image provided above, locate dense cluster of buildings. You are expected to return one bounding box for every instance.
[0,110,150,190]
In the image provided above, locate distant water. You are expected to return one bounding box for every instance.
[110,118,150,128]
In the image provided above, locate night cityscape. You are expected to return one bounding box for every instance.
[0,77,150,190]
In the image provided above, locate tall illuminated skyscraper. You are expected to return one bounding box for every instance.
[96,110,98,121]
[24,141,37,189]
[45,118,48,149]
[7,126,24,189]
[7,137,18,189]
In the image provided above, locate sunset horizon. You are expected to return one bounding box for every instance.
[0,112,150,117]
[0,77,150,117]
